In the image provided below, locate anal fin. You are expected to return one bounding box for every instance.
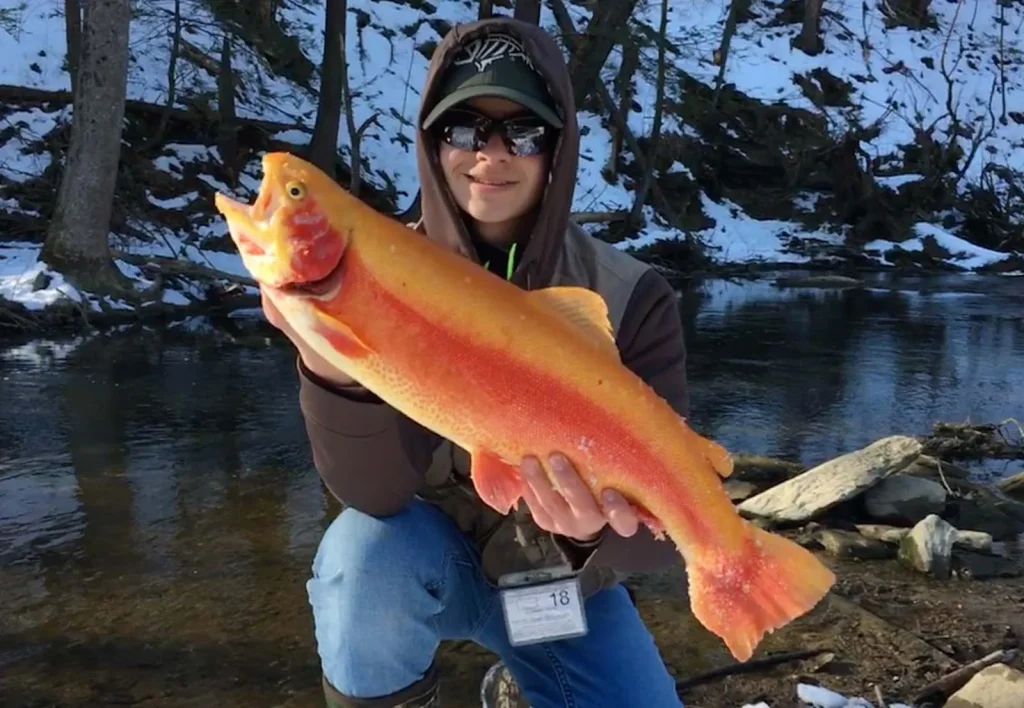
[470,450,525,515]
[679,416,734,479]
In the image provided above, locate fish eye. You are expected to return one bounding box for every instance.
[285,181,306,200]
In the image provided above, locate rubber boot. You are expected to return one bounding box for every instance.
[479,661,529,708]
[322,661,440,707]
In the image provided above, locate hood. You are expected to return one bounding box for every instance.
[415,17,579,290]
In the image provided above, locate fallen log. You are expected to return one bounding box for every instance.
[0,84,308,137]
[112,250,257,288]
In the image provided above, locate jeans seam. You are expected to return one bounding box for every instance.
[541,645,576,708]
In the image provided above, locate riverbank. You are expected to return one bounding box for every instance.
[2,233,1021,338]
[435,430,1024,708]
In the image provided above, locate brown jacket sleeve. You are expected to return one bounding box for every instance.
[297,359,441,516]
[555,267,691,574]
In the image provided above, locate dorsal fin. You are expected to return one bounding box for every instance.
[528,286,619,359]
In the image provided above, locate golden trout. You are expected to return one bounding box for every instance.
[213,152,836,661]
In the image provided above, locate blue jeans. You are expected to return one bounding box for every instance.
[306,499,683,707]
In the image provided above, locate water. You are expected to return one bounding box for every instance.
[0,273,1021,706]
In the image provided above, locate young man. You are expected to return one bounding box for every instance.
[266,16,690,708]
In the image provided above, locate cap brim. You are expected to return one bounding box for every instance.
[422,85,563,130]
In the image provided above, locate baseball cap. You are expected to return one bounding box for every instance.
[422,32,563,130]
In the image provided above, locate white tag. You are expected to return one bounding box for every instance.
[499,576,588,646]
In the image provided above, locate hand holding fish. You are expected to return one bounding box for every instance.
[519,453,638,542]
[262,291,355,387]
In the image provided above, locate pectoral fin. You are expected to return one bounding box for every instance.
[528,286,618,359]
[311,310,374,359]
[470,450,525,515]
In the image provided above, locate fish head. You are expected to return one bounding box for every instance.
[214,152,349,297]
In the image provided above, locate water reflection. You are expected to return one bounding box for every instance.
[0,274,1021,704]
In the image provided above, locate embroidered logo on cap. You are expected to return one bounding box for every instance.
[453,33,535,72]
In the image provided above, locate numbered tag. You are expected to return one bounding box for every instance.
[499,572,588,647]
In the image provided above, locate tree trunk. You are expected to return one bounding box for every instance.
[310,0,345,176]
[478,0,493,20]
[629,0,668,226]
[64,0,82,98]
[217,36,238,186]
[566,0,640,109]
[513,0,541,25]
[42,0,132,295]
[603,38,638,178]
[793,0,824,55]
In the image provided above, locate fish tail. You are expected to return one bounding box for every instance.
[686,521,836,662]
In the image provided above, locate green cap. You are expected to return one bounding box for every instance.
[422,32,563,130]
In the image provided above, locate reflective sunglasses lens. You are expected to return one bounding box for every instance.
[503,124,550,157]
[446,124,482,151]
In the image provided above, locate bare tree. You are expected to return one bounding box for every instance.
[565,0,640,108]
[65,0,82,97]
[793,0,824,55]
[42,0,133,295]
[629,0,668,226]
[478,0,494,20]
[310,0,345,174]
[514,0,541,25]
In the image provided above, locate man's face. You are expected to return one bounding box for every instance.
[437,97,551,240]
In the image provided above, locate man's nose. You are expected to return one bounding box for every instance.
[477,131,509,161]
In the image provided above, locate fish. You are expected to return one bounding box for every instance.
[213,152,836,662]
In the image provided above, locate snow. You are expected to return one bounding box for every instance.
[0,242,82,309]
[0,0,1021,316]
[865,222,1010,270]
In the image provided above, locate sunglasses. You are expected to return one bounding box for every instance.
[432,109,558,157]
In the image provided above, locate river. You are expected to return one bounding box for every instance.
[1,272,1021,706]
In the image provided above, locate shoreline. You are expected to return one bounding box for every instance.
[2,239,1020,340]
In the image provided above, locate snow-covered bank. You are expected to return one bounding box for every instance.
[1,0,1022,319]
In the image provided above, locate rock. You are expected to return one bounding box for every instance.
[944,490,1024,541]
[738,436,923,523]
[902,453,970,480]
[731,454,806,486]
[863,474,948,524]
[855,524,910,544]
[951,550,1023,580]
[998,470,1024,500]
[942,662,1024,708]
[954,530,993,552]
[772,274,864,289]
[818,529,895,560]
[857,524,993,552]
[898,514,959,579]
[723,479,759,502]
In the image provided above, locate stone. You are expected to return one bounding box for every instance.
[723,479,759,502]
[738,436,923,523]
[863,474,947,524]
[951,550,1023,580]
[897,514,959,579]
[954,530,993,552]
[998,470,1024,500]
[902,453,970,480]
[855,524,910,544]
[944,491,1024,541]
[942,663,1024,708]
[818,529,895,560]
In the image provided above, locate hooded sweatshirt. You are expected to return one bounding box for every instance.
[296,17,690,587]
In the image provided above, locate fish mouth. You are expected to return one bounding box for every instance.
[279,258,344,299]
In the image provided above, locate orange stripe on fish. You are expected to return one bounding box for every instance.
[213,152,837,663]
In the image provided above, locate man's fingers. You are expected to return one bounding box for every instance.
[521,456,572,523]
[601,489,640,537]
[519,476,556,532]
[548,454,601,520]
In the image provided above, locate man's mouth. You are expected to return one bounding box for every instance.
[467,175,516,187]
